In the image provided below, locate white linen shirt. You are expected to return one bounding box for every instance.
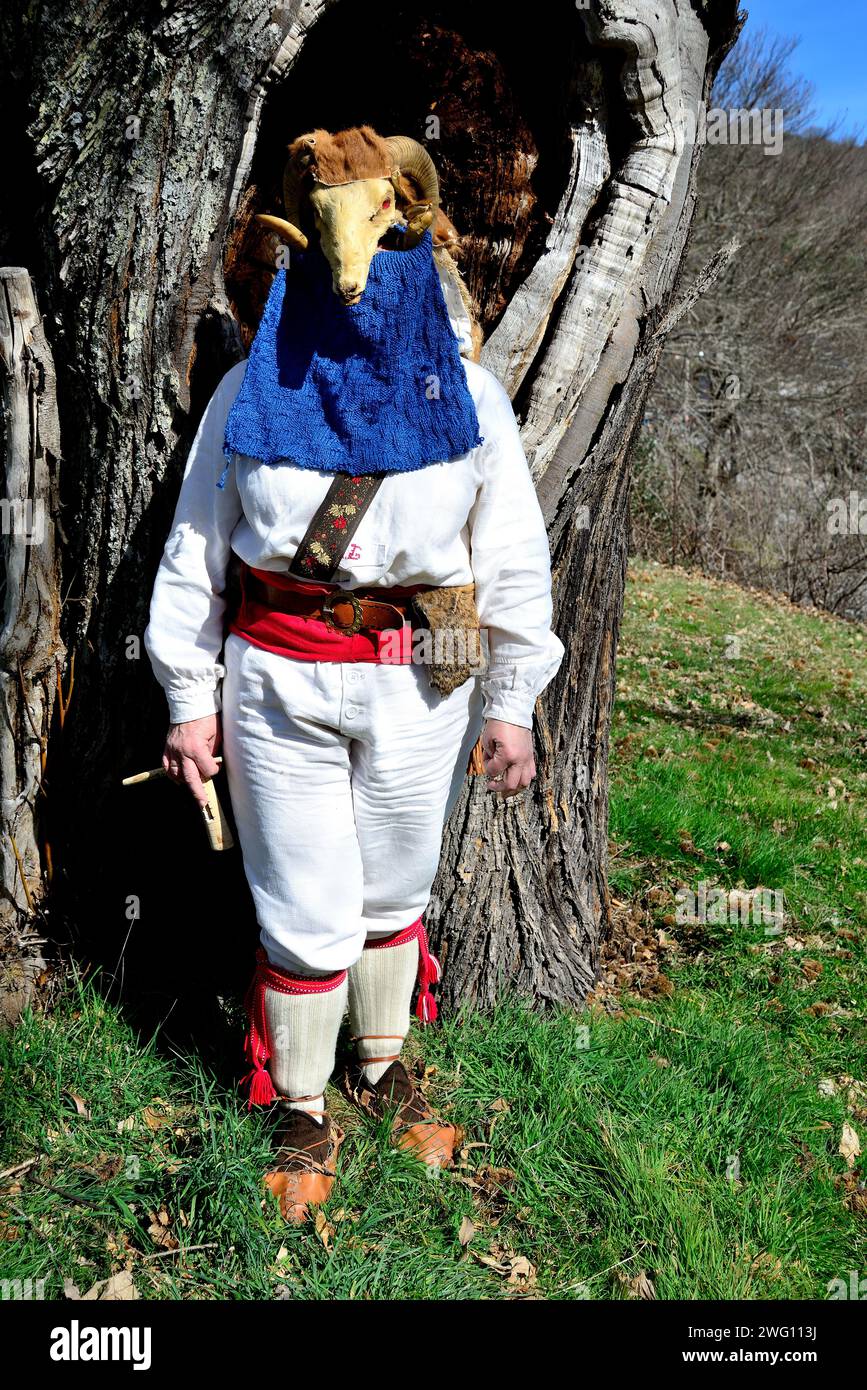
[144,355,565,729]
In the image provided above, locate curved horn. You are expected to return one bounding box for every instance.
[282,158,304,231]
[385,136,439,208]
[255,213,308,251]
[280,133,318,234]
[255,134,316,254]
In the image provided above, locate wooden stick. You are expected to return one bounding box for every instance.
[467,736,487,776]
[122,757,234,852]
[139,1242,220,1262]
[122,756,222,786]
[0,1158,39,1183]
[199,777,234,852]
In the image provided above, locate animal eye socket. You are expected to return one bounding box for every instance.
[382,198,391,209]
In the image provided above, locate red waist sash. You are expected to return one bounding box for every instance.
[228,563,429,663]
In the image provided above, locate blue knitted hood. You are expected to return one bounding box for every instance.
[220,231,482,482]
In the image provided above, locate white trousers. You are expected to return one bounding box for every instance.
[221,632,483,975]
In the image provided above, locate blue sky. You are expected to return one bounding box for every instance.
[740,0,866,134]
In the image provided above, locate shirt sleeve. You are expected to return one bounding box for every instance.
[468,372,565,729]
[144,365,245,724]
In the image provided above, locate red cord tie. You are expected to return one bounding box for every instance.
[241,946,347,1109]
[364,916,442,1023]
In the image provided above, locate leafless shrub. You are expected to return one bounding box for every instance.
[633,28,867,617]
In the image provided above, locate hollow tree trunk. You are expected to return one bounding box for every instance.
[0,0,741,1026]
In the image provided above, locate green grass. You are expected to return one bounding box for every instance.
[1,560,865,1300]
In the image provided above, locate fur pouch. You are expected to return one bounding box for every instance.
[410,583,487,696]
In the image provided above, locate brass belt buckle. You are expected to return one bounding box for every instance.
[322,588,364,635]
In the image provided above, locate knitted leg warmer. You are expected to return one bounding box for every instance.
[243,948,347,1122]
[348,918,441,1084]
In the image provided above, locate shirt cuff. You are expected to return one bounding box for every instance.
[165,684,223,725]
[482,694,535,729]
[480,666,537,729]
[480,642,564,728]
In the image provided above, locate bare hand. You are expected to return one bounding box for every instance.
[481,719,536,798]
[163,714,222,809]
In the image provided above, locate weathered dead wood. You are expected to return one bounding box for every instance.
[0,267,63,1023]
[481,120,610,395]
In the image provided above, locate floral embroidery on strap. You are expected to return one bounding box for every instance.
[289,473,383,582]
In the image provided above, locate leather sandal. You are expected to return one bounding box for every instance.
[262,1102,344,1224]
[342,1052,457,1168]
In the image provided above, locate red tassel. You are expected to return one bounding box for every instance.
[241,966,277,1109]
[245,1066,277,1107]
[361,917,443,1025]
[241,947,348,1108]
[415,989,438,1024]
[415,926,441,1025]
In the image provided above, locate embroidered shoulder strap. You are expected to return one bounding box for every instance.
[288,472,385,582]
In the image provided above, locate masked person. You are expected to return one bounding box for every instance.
[144,126,564,1223]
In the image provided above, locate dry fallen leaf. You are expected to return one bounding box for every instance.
[143,1106,175,1130]
[314,1209,334,1249]
[96,1272,140,1301]
[414,1062,437,1093]
[63,1092,91,1120]
[836,1169,867,1217]
[505,1255,537,1287]
[475,1165,517,1190]
[627,1269,657,1300]
[838,1076,867,1111]
[473,1250,537,1287]
[743,1251,784,1280]
[805,1001,833,1017]
[457,1216,476,1250]
[65,1272,139,1301]
[147,1209,179,1251]
[839,1123,861,1169]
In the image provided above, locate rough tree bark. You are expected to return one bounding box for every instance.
[0,0,740,1028]
[0,269,63,1024]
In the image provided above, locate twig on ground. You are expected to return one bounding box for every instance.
[0,1158,39,1183]
[137,1242,220,1262]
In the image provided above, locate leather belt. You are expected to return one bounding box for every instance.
[245,569,413,636]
